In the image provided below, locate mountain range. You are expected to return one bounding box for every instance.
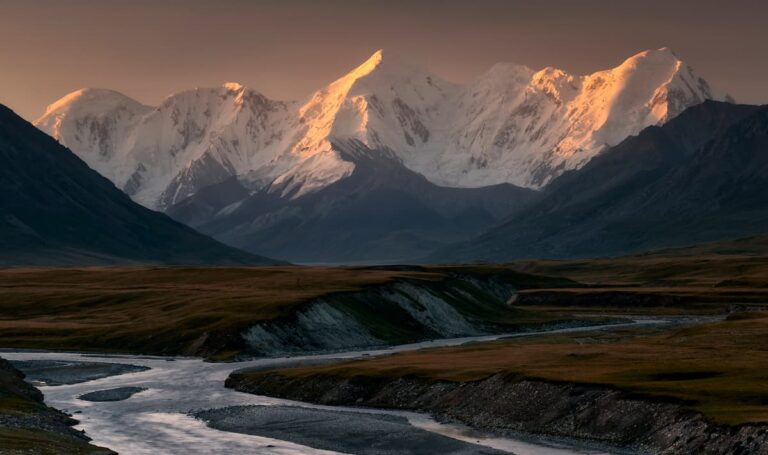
[432,100,768,262]
[168,139,535,262]
[0,104,279,265]
[36,48,723,211]
[31,48,732,263]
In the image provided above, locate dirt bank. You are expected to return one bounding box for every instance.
[227,371,768,454]
[0,357,114,454]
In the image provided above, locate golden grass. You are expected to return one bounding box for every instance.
[513,253,768,289]
[253,313,768,425]
[0,266,439,356]
[505,242,768,311]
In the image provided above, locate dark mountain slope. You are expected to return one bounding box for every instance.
[0,104,279,265]
[169,140,536,263]
[432,101,765,262]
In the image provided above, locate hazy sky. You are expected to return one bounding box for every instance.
[2,0,767,120]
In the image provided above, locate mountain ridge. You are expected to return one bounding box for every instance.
[429,100,766,262]
[0,104,281,266]
[36,48,725,210]
[168,139,536,263]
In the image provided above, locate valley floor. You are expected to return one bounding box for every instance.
[0,321,647,455]
[0,265,577,359]
[3,246,768,453]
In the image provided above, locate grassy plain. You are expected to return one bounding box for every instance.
[0,266,577,358]
[0,266,437,357]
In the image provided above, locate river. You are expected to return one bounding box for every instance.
[2,319,676,455]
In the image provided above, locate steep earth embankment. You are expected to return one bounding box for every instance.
[239,272,580,356]
[228,372,767,454]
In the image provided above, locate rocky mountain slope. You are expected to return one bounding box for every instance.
[168,140,536,262]
[433,101,768,262]
[0,104,278,265]
[36,48,724,211]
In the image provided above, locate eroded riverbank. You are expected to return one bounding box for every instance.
[0,320,667,454]
[229,371,767,454]
[227,315,768,455]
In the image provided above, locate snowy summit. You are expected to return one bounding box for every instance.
[35,48,727,209]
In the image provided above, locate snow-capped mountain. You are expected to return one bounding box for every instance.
[36,83,299,208]
[35,48,727,209]
[436,47,728,187]
[0,103,277,265]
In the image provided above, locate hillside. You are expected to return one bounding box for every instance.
[0,105,279,265]
[434,101,768,262]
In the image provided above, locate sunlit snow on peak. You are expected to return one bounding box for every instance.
[223,81,245,92]
[34,48,727,208]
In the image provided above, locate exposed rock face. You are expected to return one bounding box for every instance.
[228,372,768,455]
[240,276,518,356]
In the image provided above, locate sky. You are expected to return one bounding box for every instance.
[1,0,767,121]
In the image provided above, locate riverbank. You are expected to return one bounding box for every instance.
[0,261,750,361]
[2,324,643,455]
[0,358,114,454]
[228,315,768,454]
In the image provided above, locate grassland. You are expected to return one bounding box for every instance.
[500,236,768,320]
[241,312,768,425]
[512,234,768,289]
[4,238,768,421]
[0,266,433,357]
[0,266,579,359]
[2,238,767,359]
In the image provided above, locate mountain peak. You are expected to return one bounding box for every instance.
[39,88,139,119]
[368,48,385,64]
[37,48,725,210]
[340,49,428,84]
[343,49,386,80]
[0,102,277,265]
[222,82,245,92]
[619,47,682,71]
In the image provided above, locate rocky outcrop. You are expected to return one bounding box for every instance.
[228,372,768,454]
[240,275,520,356]
[242,300,384,355]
